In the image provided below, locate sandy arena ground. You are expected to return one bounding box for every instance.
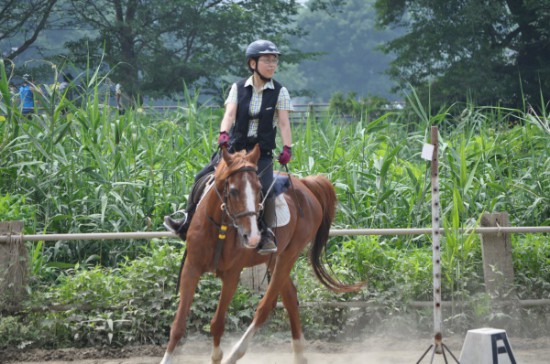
[4,333,550,364]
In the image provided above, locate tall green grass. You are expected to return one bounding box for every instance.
[1,60,549,262]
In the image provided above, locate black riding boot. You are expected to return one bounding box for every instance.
[257,213,277,255]
[164,168,215,241]
[258,198,277,255]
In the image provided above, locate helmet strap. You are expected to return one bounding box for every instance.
[253,67,271,82]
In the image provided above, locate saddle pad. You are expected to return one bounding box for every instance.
[264,194,290,228]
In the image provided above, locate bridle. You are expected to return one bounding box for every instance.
[214,166,262,228]
[208,160,277,271]
[210,165,262,270]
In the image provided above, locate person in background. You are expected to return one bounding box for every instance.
[115,83,125,115]
[19,74,35,117]
[56,73,74,114]
[58,73,72,94]
[164,39,293,255]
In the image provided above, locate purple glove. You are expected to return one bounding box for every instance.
[278,145,292,165]
[218,131,230,147]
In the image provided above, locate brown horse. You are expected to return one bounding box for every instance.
[160,144,363,364]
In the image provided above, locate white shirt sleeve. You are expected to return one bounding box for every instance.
[225,83,238,105]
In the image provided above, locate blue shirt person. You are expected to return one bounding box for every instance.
[19,74,35,115]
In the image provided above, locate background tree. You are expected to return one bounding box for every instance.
[288,0,401,101]
[0,0,59,60]
[65,0,304,101]
[375,0,550,109]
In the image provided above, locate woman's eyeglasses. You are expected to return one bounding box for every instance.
[259,58,279,65]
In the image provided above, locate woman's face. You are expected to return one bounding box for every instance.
[253,54,279,78]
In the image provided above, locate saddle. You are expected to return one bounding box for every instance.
[193,172,291,228]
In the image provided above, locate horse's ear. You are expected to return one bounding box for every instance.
[221,145,232,165]
[248,144,261,164]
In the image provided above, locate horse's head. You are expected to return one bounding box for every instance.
[215,144,262,250]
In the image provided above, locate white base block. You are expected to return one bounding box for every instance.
[459,328,517,364]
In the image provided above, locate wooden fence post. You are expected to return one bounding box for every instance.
[307,103,316,122]
[240,264,269,293]
[0,221,28,312]
[480,213,516,299]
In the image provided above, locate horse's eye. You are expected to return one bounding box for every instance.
[229,187,239,197]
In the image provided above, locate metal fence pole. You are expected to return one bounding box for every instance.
[430,126,444,354]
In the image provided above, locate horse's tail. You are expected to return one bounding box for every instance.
[300,175,364,293]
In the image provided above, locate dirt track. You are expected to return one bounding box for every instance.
[4,334,550,364]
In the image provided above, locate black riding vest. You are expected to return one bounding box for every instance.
[231,78,282,154]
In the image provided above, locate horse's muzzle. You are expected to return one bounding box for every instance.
[239,226,261,250]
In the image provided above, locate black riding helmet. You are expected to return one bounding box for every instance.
[245,40,281,75]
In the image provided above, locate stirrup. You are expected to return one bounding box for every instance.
[162,216,185,234]
[258,242,277,255]
[163,213,188,234]
[170,209,187,217]
[258,228,277,255]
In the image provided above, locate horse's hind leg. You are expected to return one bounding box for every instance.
[281,278,308,364]
[160,263,202,364]
[209,269,241,364]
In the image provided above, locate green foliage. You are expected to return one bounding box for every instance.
[289,0,401,100]
[1,60,549,348]
[328,91,390,120]
[63,0,306,99]
[0,0,59,60]
[513,235,550,300]
[0,60,219,265]
[0,194,35,229]
[374,0,550,109]
[0,316,47,349]
[1,207,549,349]
[0,241,263,349]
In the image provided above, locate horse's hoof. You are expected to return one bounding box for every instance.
[211,346,223,364]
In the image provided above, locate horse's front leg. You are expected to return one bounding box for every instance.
[160,262,202,364]
[210,269,242,364]
[280,277,307,364]
[222,257,296,364]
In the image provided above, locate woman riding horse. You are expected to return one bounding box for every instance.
[164,39,293,255]
[160,144,364,364]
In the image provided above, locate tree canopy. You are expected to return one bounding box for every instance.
[63,0,305,100]
[289,0,401,100]
[4,0,549,107]
[375,0,550,108]
[0,0,59,60]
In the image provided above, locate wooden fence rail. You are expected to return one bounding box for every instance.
[1,226,548,243]
[1,219,549,312]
